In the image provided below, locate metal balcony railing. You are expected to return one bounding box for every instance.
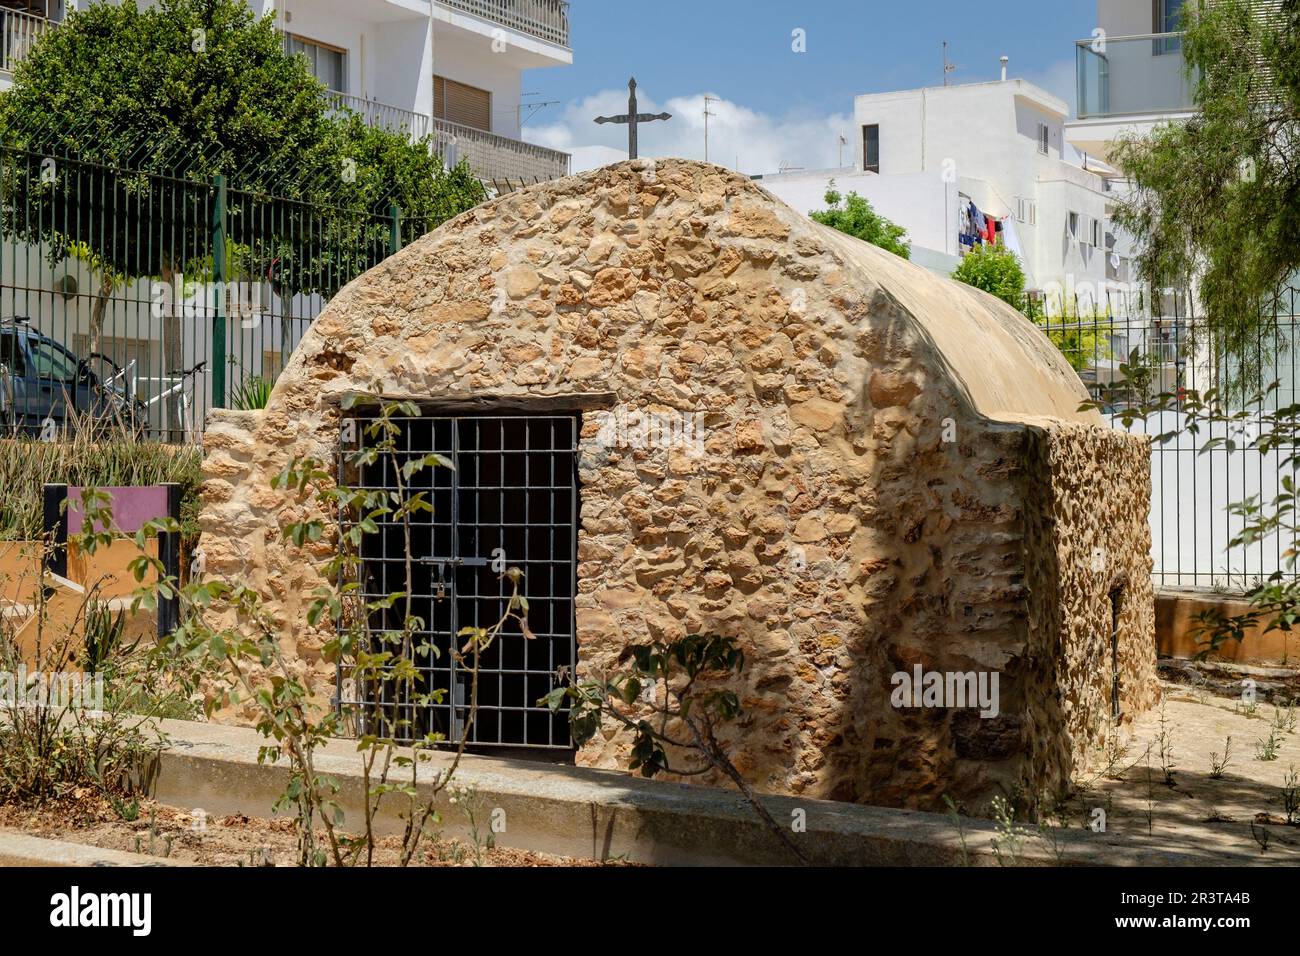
[326,91,432,140]
[432,117,570,182]
[439,0,570,48]
[0,8,50,74]
[327,92,569,182]
[1075,33,1197,120]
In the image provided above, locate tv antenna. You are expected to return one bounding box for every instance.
[516,93,560,126]
[703,95,718,163]
[943,41,957,86]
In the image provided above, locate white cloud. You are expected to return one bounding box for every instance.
[523,87,853,177]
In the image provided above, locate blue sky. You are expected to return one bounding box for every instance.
[523,0,1097,175]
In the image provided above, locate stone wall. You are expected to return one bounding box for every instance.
[198,159,1156,811]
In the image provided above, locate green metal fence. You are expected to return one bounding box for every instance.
[0,143,439,443]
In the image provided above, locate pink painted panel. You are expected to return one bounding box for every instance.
[67,486,172,534]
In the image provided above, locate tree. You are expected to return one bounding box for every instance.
[809,184,910,259]
[1114,0,1298,380]
[0,0,484,360]
[951,241,1026,308]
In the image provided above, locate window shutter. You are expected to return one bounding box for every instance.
[434,75,492,132]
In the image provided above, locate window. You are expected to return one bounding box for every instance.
[1154,0,1185,55]
[284,34,346,93]
[1067,211,1081,241]
[862,124,880,173]
[1015,196,1037,226]
[28,337,78,382]
[434,75,492,131]
[1037,122,1050,156]
[1090,217,1104,249]
[0,330,25,376]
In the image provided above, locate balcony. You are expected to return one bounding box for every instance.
[0,7,49,75]
[1075,33,1197,120]
[327,91,431,140]
[432,117,569,183]
[439,0,570,49]
[328,92,569,183]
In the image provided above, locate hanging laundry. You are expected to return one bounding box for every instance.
[968,201,987,246]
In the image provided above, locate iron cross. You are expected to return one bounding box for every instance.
[593,77,671,160]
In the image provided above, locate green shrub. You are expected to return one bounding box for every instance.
[810,184,910,259]
[952,242,1026,307]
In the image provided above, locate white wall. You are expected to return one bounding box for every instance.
[1097,0,1159,37]
[754,168,959,262]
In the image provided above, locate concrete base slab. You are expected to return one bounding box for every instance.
[147,719,1265,866]
[0,830,190,867]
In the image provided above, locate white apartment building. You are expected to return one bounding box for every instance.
[0,0,572,182]
[756,77,1116,309]
[0,0,573,438]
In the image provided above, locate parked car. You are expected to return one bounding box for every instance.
[0,319,146,436]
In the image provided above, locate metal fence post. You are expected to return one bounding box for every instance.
[388,204,402,257]
[42,483,68,578]
[211,173,227,409]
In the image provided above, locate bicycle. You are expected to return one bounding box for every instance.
[90,355,207,443]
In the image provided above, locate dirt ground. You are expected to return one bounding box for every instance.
[1062,681,1300,862]
[0,795,627,867]
[3,680,1298,866]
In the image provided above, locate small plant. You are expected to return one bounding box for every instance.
[942,795,971,867]
[1256,730,1283,761]
[109,793,141,822]
[1155,702,1177,786]
[1280,766,1300,825]
[1100,719,1133,780]
[1271,702,1297,735]
[82,596,134,676]
[1251,819,1271,853]
[1033,791,1070,865]
[1209,736,1233,779]
[450,784,496,867]
[1144,749,1155,837]
[230,374,274,411]
[989,795,1030,866]
[133,807,174,859]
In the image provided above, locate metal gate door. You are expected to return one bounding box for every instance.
[337,412,579,750]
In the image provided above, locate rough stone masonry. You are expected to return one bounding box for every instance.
[199,159,1157,812]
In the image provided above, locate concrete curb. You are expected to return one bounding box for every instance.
[146,719,1265,867]
[0,830,191,867]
